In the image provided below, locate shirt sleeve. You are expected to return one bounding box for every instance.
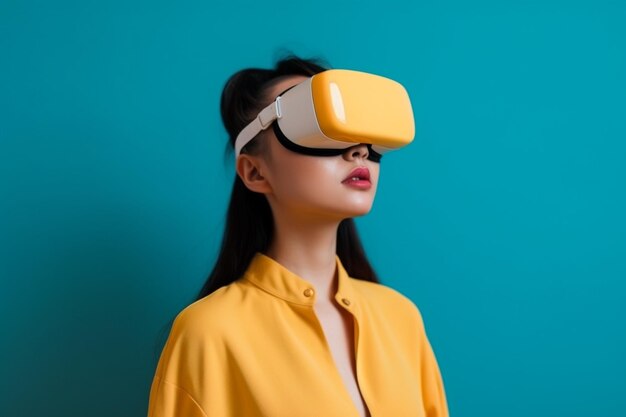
[147,375,207,417]
[420,331,449,417]
[410,303,450,417]
[146,311,212,417]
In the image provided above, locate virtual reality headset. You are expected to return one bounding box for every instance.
[234,69,415,162]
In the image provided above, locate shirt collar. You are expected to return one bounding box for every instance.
[241,251,357,307]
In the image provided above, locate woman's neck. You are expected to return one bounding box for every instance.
[265,219,341,305]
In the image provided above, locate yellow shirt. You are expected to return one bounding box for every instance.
[147,252,449,417]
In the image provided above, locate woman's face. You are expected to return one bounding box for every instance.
[237,75,380,221]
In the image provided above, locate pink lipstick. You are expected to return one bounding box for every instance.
[342,167,371,189]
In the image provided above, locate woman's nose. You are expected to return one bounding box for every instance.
[344,143,369,160]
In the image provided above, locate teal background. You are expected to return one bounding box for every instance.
[1,0,625,416]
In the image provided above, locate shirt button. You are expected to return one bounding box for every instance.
[303,288,315,297]
[341,298,351,306]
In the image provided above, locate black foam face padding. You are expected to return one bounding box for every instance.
[271,122,382,163]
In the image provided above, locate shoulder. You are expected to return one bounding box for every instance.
[152,283,250,390]
[168,280,248,340]
[350,278,425,327]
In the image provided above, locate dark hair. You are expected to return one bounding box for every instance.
[153,53,381,360]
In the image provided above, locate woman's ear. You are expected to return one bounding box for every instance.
[236,154,272,194]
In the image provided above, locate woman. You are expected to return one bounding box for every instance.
[147,55,449,417]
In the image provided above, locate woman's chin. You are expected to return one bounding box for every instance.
[337,204,374,219]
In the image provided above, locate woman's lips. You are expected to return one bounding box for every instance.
[342,167,371,189]
[342,178,372,189]
[343,167,370,181]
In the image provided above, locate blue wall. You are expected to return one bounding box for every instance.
[1,1,625,416]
